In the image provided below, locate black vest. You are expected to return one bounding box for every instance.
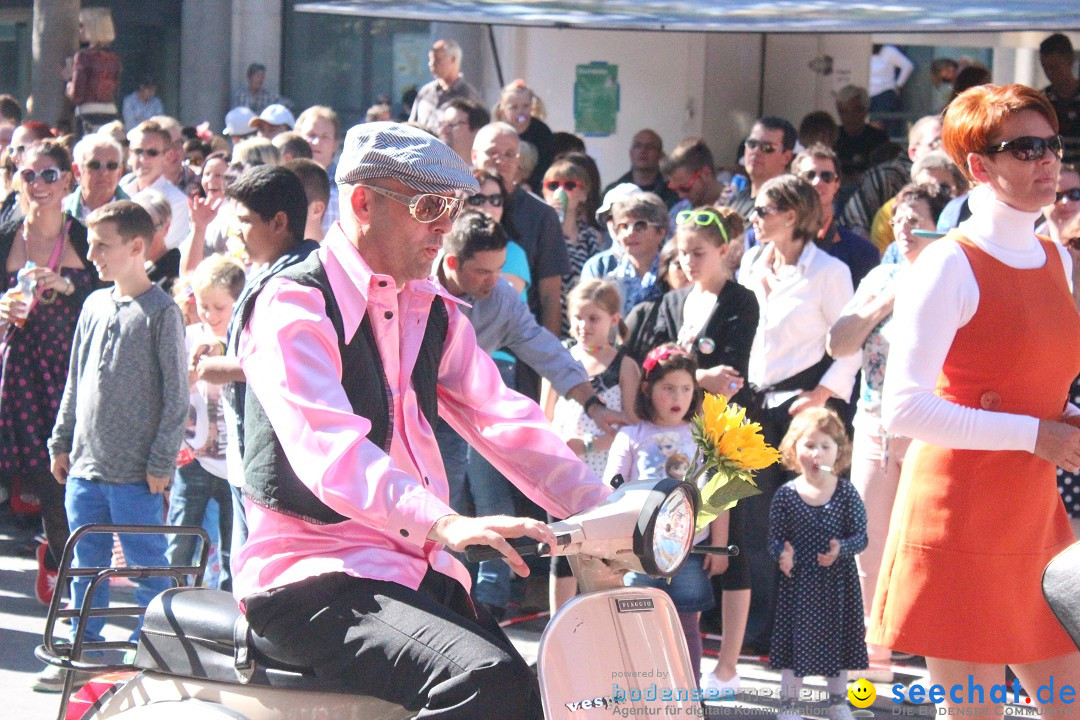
[242,253,448,525]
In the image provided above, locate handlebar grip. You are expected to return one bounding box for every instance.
[690,544,740,557]
[464,537,550,563]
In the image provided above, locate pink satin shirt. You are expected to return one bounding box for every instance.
[232,225,609,603]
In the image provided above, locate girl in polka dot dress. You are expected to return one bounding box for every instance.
[769,408,868,720]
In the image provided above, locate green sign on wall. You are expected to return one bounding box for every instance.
[574,61,619,137]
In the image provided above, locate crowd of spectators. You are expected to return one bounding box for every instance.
[1,20,1079,701]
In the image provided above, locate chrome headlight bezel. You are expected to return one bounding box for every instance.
[631,479,700,578]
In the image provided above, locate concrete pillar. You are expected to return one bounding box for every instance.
[29,0,79,126]
[231,0,283,106]
[180,0,230,129]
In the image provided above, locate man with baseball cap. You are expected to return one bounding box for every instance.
[231,122,609,718]
[223,106,256,146]
[249,103,294,140]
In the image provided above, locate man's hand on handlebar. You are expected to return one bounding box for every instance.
[427,514,556,577]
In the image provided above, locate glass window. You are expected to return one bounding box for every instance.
[283,2,430,127]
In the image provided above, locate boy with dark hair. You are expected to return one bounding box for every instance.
[190,165,318,555]
[39,200,187,692]
[283,158,331,242]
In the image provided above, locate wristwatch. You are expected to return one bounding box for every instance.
[583,395,606,416]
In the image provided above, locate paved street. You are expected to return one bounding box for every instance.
[0,509,1038,719]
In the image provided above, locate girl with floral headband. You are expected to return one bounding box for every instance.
[605,344,727,689]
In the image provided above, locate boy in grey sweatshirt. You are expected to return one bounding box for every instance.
[40,201,186,690]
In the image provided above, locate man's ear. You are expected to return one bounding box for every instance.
[444,254,458,272]
[310,200,326,220]
[349,183,374,224]
[72,163,83,183]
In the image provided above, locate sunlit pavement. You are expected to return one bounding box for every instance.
[0,510,1041,719]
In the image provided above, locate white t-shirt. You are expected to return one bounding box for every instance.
[869,45,915,97]
[183,324,229,478]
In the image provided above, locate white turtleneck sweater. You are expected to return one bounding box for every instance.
[882,184,1076,452]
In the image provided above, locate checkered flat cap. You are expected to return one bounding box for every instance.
[336,122,479,195]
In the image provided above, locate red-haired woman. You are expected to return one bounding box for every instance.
[871,84,1080,709]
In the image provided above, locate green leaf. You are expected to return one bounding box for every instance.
[694,469,763,533]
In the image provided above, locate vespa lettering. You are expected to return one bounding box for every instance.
[565,694,624,712]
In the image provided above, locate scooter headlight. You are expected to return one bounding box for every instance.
[632,479,699,577]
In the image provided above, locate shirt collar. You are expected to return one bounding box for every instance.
[321,224,465,344]
[795,239,818,271]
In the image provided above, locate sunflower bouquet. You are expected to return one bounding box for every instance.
[687,393,781,533]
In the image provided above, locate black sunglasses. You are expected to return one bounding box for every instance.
[745,138,778,154]
[1056,187,1080,203]
[19,167,62,185]
[131,147,162,158]
[985,135,1063,162]
[800,169,837,183]
[467,193,503,208]
[85,160,120,171]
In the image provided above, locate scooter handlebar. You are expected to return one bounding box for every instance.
[464,537,551,563]
[689,544,740,557]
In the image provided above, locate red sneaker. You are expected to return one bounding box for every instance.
[35,542,58,606]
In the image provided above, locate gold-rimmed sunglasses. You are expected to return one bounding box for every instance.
[360,184,465,223]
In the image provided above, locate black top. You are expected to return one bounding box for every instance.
[604,170,681,209]
[834,124,890,180]
[652,282,760,407]
[520,117,556,192]
[0,215,100,304]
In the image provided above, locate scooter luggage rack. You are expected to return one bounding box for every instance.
[34,523,210,720]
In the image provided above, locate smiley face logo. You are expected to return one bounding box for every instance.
[848,678,876,708]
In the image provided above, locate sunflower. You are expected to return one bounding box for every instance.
[687,392,780,532]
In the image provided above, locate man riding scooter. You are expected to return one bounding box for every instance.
[232,123,614,719]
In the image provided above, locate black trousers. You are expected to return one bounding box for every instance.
[244,570,542,719]
[16,469,70,570]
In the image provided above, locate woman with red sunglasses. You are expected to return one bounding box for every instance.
[871,84,1080,711]
[0,141,101,607]
[542,158,604,338]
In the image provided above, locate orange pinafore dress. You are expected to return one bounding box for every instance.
[868,235,1080,663]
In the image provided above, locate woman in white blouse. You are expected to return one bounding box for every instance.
[736,174,860,651]
[871,84,1080,711]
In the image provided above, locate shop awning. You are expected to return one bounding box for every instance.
[294,0,1080,33]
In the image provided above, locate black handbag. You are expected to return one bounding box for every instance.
[1042,541,1080,650]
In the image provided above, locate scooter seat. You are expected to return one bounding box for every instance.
[136,586,353,692]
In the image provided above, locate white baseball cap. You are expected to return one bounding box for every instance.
[250,103,295,130]
[223,106,256,136]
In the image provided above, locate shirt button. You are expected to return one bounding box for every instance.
[399,529,409,538]
[979,391,1001,411]
[384,310,393,320]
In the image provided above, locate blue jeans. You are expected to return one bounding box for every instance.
[467,358,518,609]
[434,358,518,609]
[230,483,249,554]
[165,461,233,591]
[435,419,472,517]
[64,477,173,643]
